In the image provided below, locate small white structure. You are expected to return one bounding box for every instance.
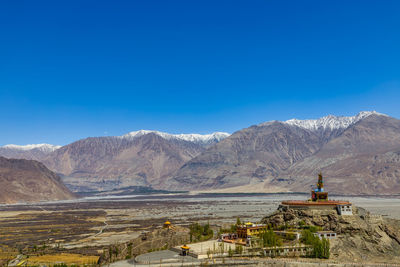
[219,233,238,241]
[314,231,337,239]
[337,204,352,215]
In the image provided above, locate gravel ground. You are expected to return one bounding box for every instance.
[1,193,399,251]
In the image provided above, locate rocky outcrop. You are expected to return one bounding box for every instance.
[261,207,400,263]
[0,157,75,204]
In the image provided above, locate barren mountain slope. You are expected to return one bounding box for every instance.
[0,157,75,204]
[43,133,205,191]
[279,114,400,194]
[3,112,399,195]
[164,112,400,195]
[162,121,324,190]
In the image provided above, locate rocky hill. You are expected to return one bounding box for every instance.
[0,157,75,204]
[163,112,400,195]
[262,206,400,263]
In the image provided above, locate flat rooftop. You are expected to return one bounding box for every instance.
[281,200,351,206]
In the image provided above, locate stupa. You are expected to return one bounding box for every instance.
[279,173,353,215]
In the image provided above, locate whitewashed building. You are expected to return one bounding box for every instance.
[337,204,353,215]
[314,231,337,239]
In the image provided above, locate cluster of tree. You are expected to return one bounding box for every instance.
[189,223,213,242]
[301,229,330,259]
[261,229,283,247]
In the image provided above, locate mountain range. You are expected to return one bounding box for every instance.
[163,111,400,195]
[0,131,229,192]
[1,111,400,195]
[0,144,61,161]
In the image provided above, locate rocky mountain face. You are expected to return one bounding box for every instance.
[164,112,400,195]
[42,133,209,191]
[262,207,400,263]
[278,114,400,194]
[2,112,400,195]
[0,131,229,192]
[0,157,75,204]
[161,121,323,190]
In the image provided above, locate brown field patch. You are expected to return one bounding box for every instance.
[27,253,99,265]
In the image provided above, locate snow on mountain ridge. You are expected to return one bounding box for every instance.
[120,130,230,144]
[2,144,61,152]
[284,111,387,131]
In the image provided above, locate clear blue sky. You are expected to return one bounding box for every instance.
[1,0,400,145]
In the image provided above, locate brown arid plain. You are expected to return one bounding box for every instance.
[1,193,400,266]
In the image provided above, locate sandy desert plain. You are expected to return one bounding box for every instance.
[1,193,400,266]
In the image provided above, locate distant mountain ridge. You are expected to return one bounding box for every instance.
[120,130,230,146]
[0,131,229,154]
[2,143,61,152]
[0,131,230,192]
[163,111,400,195]
[1,112,400,195]
[0,144,62,161]
[282,111,386,131]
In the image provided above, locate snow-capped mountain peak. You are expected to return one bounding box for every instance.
[120,130,230,145]
[283,111,387,131]
[2,144,61,152]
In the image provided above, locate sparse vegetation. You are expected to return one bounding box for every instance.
[301,229,330,258]
[228,246,234,257]
[260,229,282,247]
[189,223,213,242]
[234,244,243,255]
